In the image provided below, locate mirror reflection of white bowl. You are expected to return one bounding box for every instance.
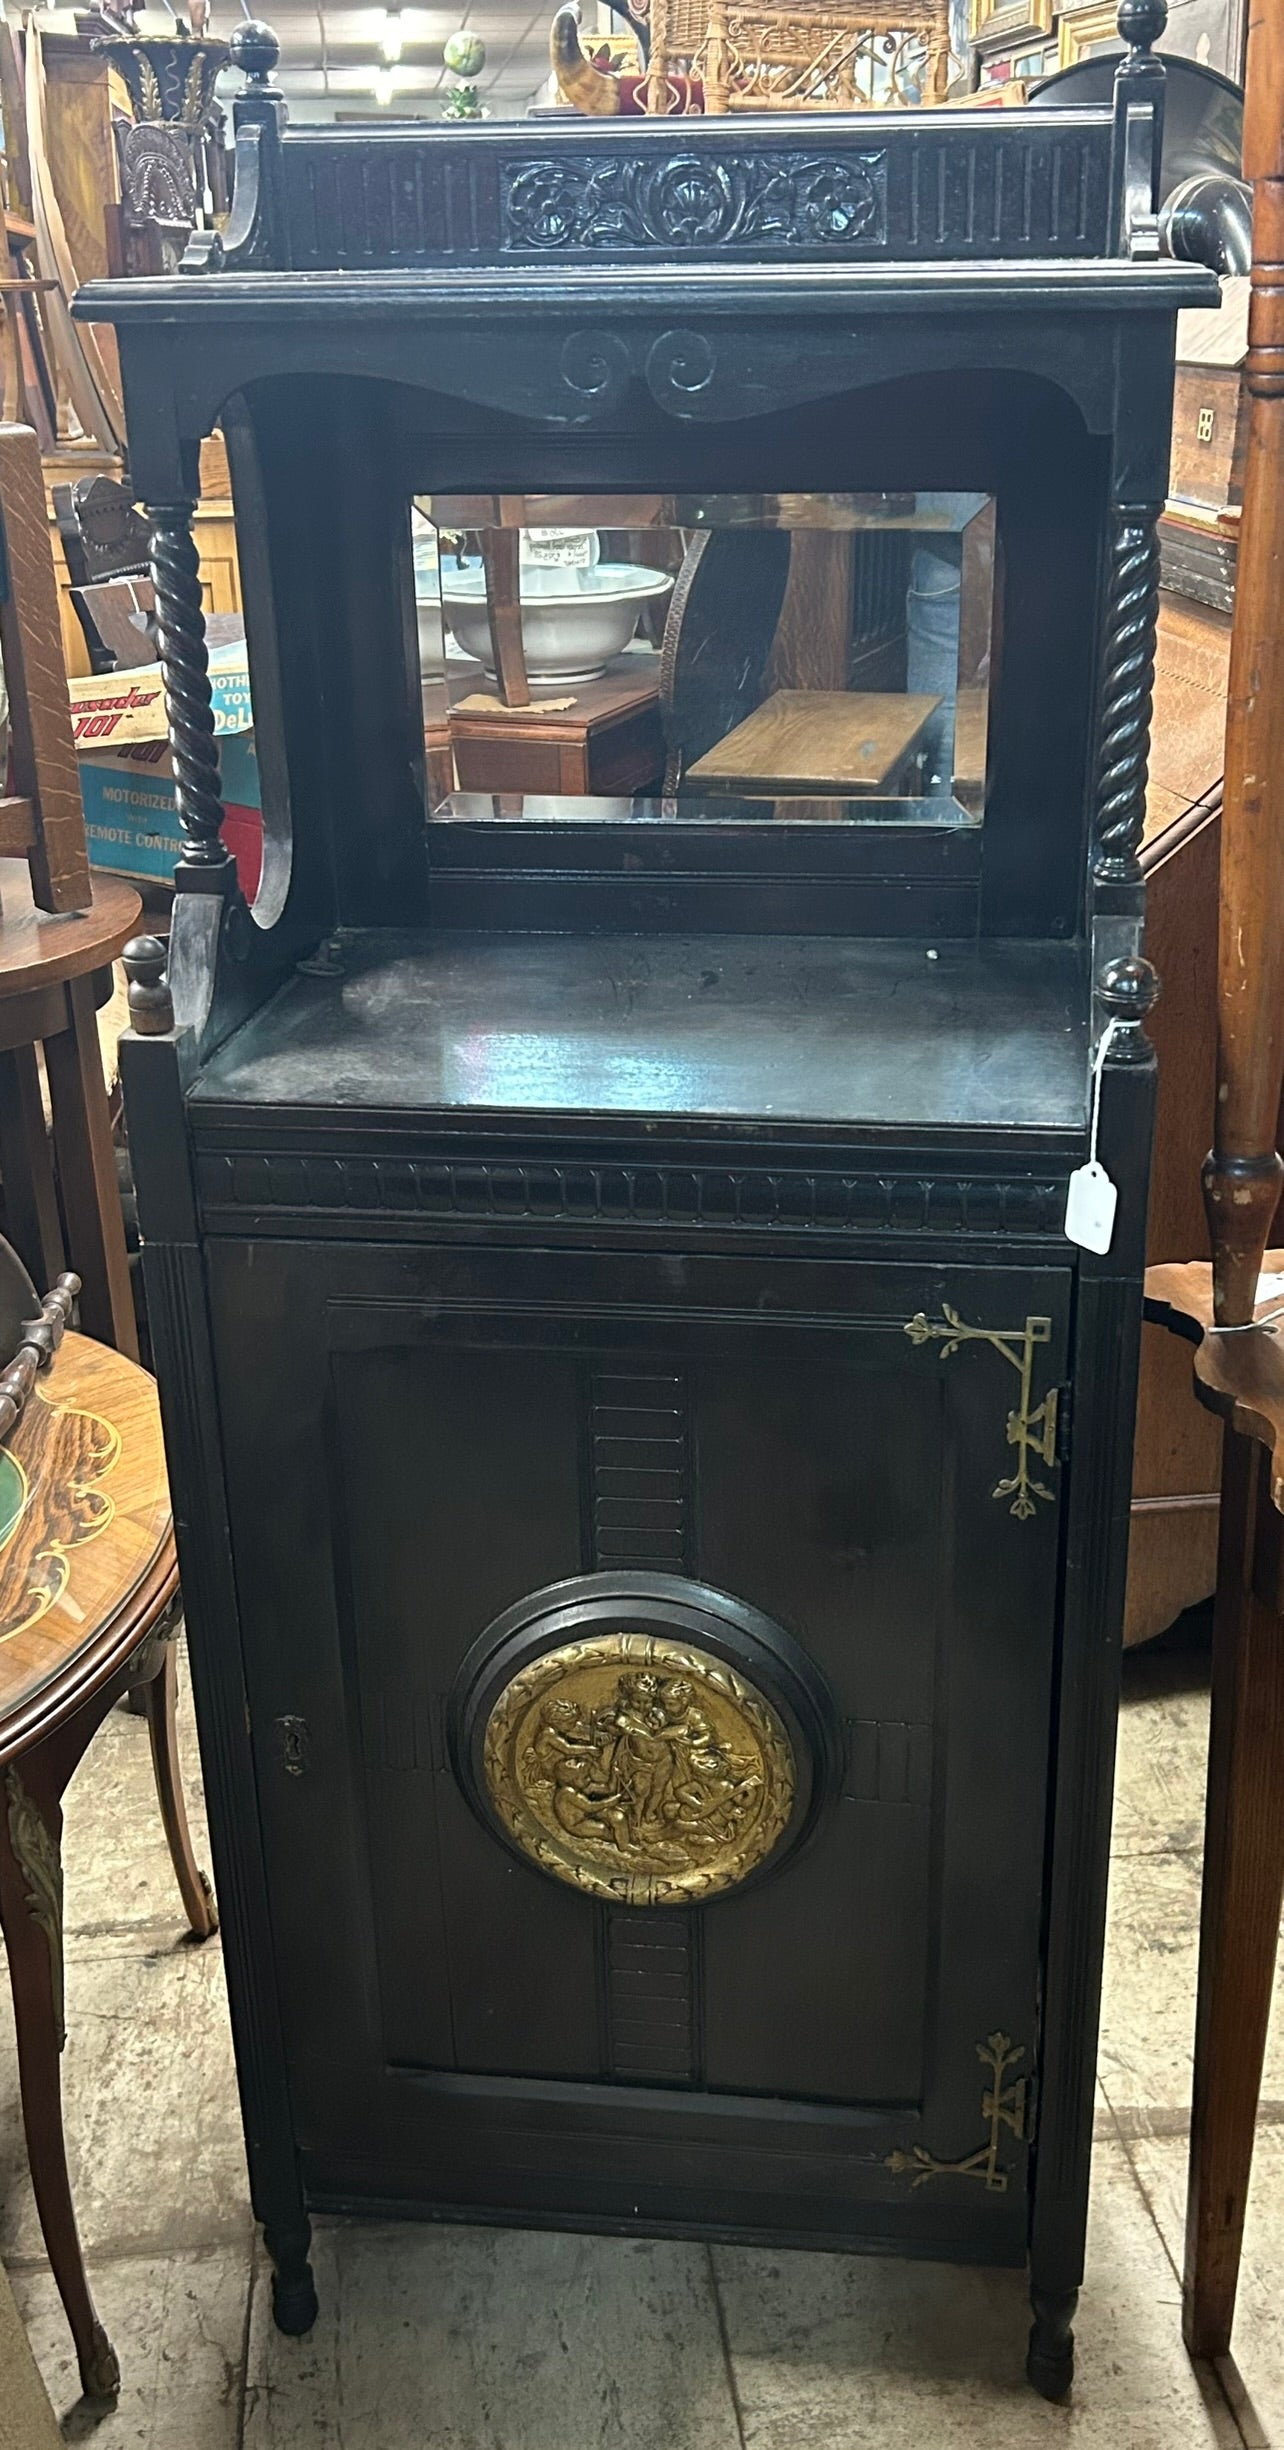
[440,563,673,683]
[416,595,446,675]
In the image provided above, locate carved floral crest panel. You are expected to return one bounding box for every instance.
[501,149,888,254]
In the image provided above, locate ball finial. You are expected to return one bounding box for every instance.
[229,16,281,83]
[123,936,175,1036]
[1116,0,1167,56]
[1099,954,1159,1022]
[1099,954,1159,1061]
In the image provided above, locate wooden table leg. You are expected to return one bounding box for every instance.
[0,1761,120,2399]
[0,1042,65,1293]
[1177,0,1284,2369]
[482,525,530,710]
[42,975,137,1359]
[1185,1431,1284,2355]
[140,1638,218,1941]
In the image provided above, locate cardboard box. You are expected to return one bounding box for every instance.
[68,643,264,897]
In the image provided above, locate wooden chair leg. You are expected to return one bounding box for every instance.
[42,975,138,1360]
[140,1637,217,1940]
[0,1764,120,2399]
[1184,1431,1284,2356]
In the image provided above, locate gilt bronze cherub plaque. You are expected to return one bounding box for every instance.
[481,1631,796,1906]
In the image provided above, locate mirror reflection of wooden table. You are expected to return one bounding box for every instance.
[0,1319,215,2403]
[685,688,942,796]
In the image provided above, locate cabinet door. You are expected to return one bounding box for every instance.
[208,1236,1072,2259]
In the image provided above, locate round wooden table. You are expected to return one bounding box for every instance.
[0,1328,214,2401]
[0,860,141,1359]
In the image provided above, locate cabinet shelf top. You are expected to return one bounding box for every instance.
[76,255,1215,330]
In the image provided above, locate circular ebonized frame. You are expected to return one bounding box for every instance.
[450,1571,838,1905]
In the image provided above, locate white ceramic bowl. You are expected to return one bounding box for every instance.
[416,593,446,674]
[440,563,673,682]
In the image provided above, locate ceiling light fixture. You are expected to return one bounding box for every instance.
[378,6,403,61]
[373,61,396,101]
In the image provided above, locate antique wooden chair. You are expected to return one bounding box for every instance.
[1139,0,1284,2364]
[0,1263,215,2402]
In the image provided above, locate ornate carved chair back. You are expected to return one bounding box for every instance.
[52,475,150,589]
[109,116,200,278]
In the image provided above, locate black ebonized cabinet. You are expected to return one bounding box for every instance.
[80,1,1216,2397]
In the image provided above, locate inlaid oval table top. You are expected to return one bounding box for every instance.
[0,1332,175,1763]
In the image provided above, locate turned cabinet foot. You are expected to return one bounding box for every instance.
[265,2219,319,2335]
[1026,2286,1077,2399]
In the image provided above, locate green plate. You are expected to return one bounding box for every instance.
[0,1448,28,1551]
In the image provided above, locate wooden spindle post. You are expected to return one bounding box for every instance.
[1180,0,1284,2364]
[1200,0,1284,1328]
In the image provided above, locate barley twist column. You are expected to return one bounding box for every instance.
[1091,504,1162,892]
[148,501,233,888]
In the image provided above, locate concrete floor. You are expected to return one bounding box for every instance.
[3,1642,1284,2447]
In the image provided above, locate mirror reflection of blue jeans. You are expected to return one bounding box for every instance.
[906,538,961,793]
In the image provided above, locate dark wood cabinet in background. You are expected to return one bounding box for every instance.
[86,5,1213,2404]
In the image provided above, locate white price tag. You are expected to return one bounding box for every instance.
[1064,1020,1122,1254]
[522,528,597,569]
[1064,1159,1118,1255]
